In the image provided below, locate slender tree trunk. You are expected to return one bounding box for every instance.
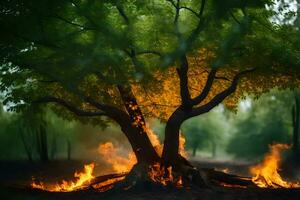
[67,139,71,161]
[192,145,197,157]
[36,125,48,162]
[19,127,33,162]
[292,95,300,157]
[50,134,57,160]
[211,140,216,158]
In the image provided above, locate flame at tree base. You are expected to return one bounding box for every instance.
[250,143,300,188]
[148,163,183,187]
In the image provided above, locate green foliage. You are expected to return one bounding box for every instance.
[226,90,293,159]
[0,0,300,130]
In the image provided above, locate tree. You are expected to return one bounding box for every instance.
[226,91,292,159]
[1,0,300,185]
[292,90,300,158]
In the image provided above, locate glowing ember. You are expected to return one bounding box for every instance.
[93,176,126,192]
[250,143,300,188]
[98,142,137,173]
[31,163,95,192]
[215,168,230,174]
[219,182,247,189]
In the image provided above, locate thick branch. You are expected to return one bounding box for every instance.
[116,5,129,25]
[191,68,217,105]
[177,55,192,107]
[34,96,106,117]
[188,68,255,117]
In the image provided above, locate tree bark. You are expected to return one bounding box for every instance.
[67,139,71,161]
[162,107,187,168]
[113,111,160,165]
[116,86,160,165]
[292,95,300,157]
[19,127,33,162]
[192,145,197,157]
[37,125,48,162]
[211,140,216,158]
[50,134,57,160]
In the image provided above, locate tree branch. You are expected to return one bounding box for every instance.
[191,68,217,105]
[229,11,241,25]
[179,6,200,18]
[50,14,88,29]
[136,50,162,57]
[186,0,206,44]
[116,5,129,25]
[177,55,192,107]
[188,68,256,117]
[34,96,106,117]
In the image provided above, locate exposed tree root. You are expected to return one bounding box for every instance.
[88,161,256,192]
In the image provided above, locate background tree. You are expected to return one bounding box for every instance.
[226,91,293,159]
[182,106,227,157]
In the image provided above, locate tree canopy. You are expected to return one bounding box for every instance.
[1,0,300,123]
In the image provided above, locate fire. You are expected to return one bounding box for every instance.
[143,125,163,156]
[179,132,188,158]
[31,163,95,192]
[250,143,300,188]
[98,142,137,173]
[93,176,126,192]
[148,163,183,187]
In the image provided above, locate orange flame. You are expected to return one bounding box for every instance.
[179,132,188,158]
[143,125,163,156]
[148,163,183,187]
[250,143,300,188]
[31,163,95,192]
[98,142,137,173]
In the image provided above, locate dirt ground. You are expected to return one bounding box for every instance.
[1,159,300,200]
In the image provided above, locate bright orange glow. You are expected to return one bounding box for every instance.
[98,142,137,173]
[148,163,183,187]
[250,143,300,188]
[93,176,126,192]
[31,163,95,192]
[179,132,188,158]
[143,125,163,156]
[219,182,247,189]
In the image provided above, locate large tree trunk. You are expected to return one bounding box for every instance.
[119,118,159,164]
[161,108,187,168]
[107,86,160,165]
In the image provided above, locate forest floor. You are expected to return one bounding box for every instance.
[1,159,300,200]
